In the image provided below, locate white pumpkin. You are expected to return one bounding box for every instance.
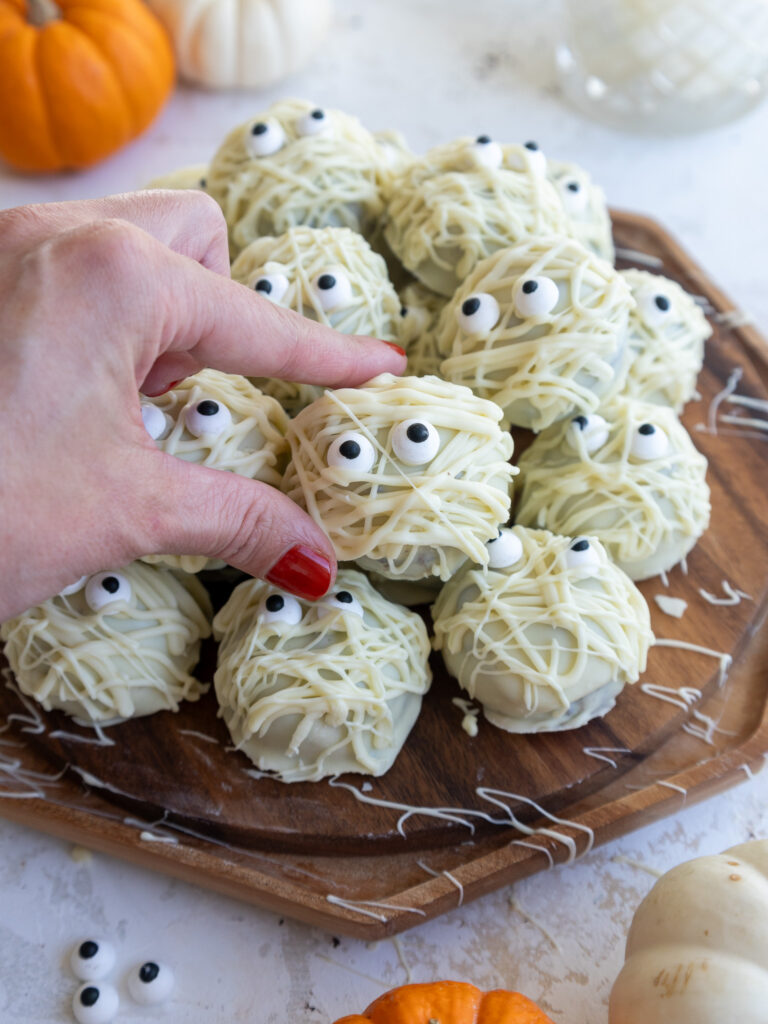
[610,839,768,1023]
[146,0,333,90]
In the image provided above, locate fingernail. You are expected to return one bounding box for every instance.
[266,545,333,600]
[158,379,183,395]
[383,341,407,357]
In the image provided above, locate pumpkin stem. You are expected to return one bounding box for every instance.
[27,0,61,26]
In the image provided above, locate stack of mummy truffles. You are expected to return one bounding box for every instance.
[0,101,716,783]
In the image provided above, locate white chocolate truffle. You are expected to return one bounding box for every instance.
[432,527,653,732]
[213,569,431,781]
[141,369,289,573]
[143,164,209,191]
[207,98,392,257]
[0,563,212,723]
[619,268,712,411]
[547,158,614,263]
[515,397,710,580]
[231,226,402,339]
[282,374,517,581]
[383,137,568,296]
[398,281,448,378]
[436,236,634,431]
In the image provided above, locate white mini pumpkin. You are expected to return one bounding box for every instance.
[146,0,332,90]
[610,839,768,1023]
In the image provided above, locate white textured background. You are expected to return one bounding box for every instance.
[1,1,767,1021]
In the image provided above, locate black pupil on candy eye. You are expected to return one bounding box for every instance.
[406,423,430,443]
[139,963,160,983]
[339,440,361,460]
[400,306,408,317]
[318,274,336,290]
[525,140,539,150]
[79,941,98,959]
[197,400,219,416]
[567,181,580,192]
[572,539,589,552]
[80,988,99,1007]
[252,122,268,135]
[462,297,481,316]
[102,577,119,594]
[655,295,670,311]
[522,280,538,294]
[639,423,655,435]
[488,529,503,544]
[199,178,207,188]
[336,591,353,603]
[573,415,588,429]
[311,109,325,120]
[476,134,491,144]
[266,595,284,612]
[255,279,272,294]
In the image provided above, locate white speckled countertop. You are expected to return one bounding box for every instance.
[1,2,767,1021]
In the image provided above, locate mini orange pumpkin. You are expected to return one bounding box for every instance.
[333,981,555,1024]
[0,0,175,172]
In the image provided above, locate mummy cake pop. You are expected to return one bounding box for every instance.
[144,164,209,191]
[207,98,393,257]
[547,158,614,262]
[0,563,212,724]
[140,369,289,572]
[432,526,653,732]
[213,569,431,781]
[436,235,634,431]
[398,281,448,378]
[383,136,568,296]
[232,227,401,338]
[515,397,711,580]
[282,374,517,581]
[618,268,712,411]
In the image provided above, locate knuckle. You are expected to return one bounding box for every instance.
[0,203,46,244]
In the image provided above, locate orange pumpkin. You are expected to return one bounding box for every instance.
[333,982,555,1024]
[0,0,175,172]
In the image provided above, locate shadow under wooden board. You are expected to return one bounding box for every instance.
[1,210,768,937]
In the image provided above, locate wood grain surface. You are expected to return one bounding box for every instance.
[1,211,767,935]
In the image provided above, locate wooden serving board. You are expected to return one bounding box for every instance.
[2,211,768,936]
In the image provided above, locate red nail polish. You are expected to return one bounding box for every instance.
[158,379,183,395]
[266,545,333,600]
[383,341,407,357]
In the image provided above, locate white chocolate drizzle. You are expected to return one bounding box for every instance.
[614,246,664,268]
[326,894,426,921]
[391,935,414,982]
[640,683,702,712]
[656,779,687,798]
[652,638,732,686]
[698,580,752,606]
[416,859,465,905]
[508,894,561,951]
[653,595,688,619]
[509,839,554,868]
[451,697,480,737]
[611,854,664,879]
[582,746,631,769]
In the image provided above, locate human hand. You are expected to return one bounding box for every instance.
[0,191,406,620]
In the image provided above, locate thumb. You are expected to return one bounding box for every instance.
[137,451,336,600]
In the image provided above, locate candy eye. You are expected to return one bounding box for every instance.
[311,269,353,311]
[127,961,175,1006]
[558,177,588,215]
[455,293,500,335]
[567,413,609,454]
[296,107,329,136]
[85,573,132,613]
[630,422,670,460]
[468,134,503,169]
[253,273,289,302]
[565,537,600,574]
[184,398,233,438]
[60,576,88,597]
[70,939,116,982]
[486,529,523,569]
[326,431,377,473]
[72,983,119,1024]
[141,403,172,441]
[637,289,674,328]
[398,304,430,343]
[507,141,547,175]
[259,593,303,625]
[391,419,440,465]
[247,119,286,157]
[320,589,364,618]
[512,276,560,318]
